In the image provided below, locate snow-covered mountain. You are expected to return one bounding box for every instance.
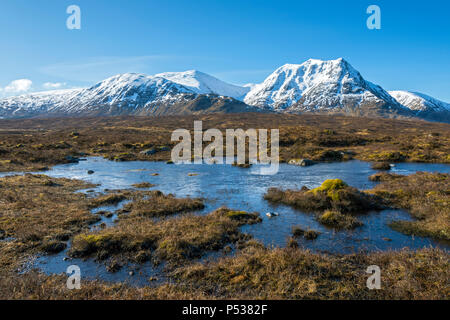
[389,90,450,122]
[0,60,448,122]
[244,58,412,117]
[155,70,250,99]
[0,72,255,118]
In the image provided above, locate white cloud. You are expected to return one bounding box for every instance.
[43,82,66,89]
[1,79,33,94]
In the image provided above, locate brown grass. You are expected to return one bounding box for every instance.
[172,246,449,300]
[119,190,204,218]
[1,246,448,300]
[0,113,448,172]
[0,174,99,272]
[69,208,261,266]
[368,172,450,240]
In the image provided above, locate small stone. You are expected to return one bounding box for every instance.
[140,148,157,156]
[87,170,95,174]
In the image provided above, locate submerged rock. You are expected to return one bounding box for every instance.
[266,212,279,217]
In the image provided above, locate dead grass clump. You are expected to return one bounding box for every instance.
[371,162,391,170]
[132,182,155,189]
[291,226,320,240]
[120,191,204,218]
[318,210,363,230]
[89,193,127,208]
[369,172,403,182]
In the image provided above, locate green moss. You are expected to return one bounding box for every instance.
[318,210,363,230]
[309,179,347,200]
[226,210,248,218]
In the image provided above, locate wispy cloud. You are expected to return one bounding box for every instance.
[43,82,67,89]
[38,55,181,83]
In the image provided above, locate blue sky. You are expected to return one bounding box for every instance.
[0,0,449,101]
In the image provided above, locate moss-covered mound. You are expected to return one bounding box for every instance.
[265,179,382,214]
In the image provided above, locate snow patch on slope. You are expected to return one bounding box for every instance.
[155,70,249,100]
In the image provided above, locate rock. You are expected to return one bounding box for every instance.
[266,212,279,218]
[87,170,95,174]
[65,155,79,163]
[140,148,157,156]
[129,271,134,276]
[288,159,315,167]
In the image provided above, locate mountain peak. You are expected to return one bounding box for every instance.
[244,58,367,110]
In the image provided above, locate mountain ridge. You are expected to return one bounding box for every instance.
[0,58,448,122]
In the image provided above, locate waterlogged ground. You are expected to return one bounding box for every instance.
[4,157,449,285]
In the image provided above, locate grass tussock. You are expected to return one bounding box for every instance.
[119,191,204,218]
[291,226,320,240]
[371,162,391,170]
[69,208,261,266]
[132,182,155,189]
[317,210,363,230]
[369,172,403,182]
[369,172,450,240]
[89,193,127,208]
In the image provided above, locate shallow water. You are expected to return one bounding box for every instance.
[3,158,449,285]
